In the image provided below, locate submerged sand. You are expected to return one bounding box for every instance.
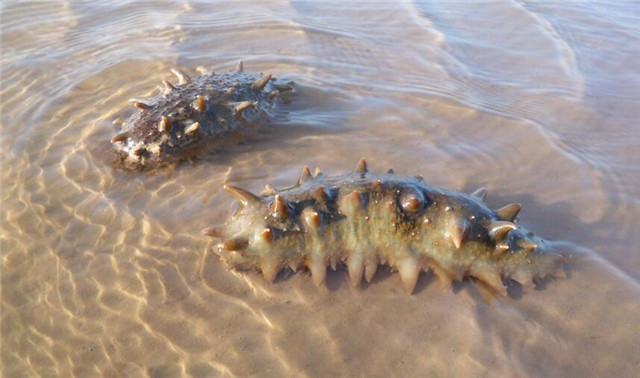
[2,1,639,377]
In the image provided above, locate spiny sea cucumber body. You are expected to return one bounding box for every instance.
[110,61,292,169]
[207,159,567,295]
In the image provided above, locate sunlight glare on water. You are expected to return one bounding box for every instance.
[1,1,639,376]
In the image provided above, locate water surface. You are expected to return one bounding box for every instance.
[2,1,639,376]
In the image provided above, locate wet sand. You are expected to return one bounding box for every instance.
[2,1,639,377]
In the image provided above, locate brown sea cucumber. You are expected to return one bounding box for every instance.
[110,61,293,169]
[206,159,567,295]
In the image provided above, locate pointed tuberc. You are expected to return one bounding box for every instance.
[261,260,280,283]
[347,254,364,287]
[311,186,328,204]
[343,190,363,213]
[194,95,206,112]
[132,101,151,110]
[551,268,567,280]
[110,132,128,143]
[495,203,521,222]
[471,264,507,296]
[252,73,272,91]
[235,60,243,72]
[314,167,323,177]
[184,122,200,136]
[298,166,312,184]
[495,242,510,253]
[471,187,487,202]
[309,256,326,286]
[223,185,262,207]
[162,80,176,91]
[158,116,170,133]
[330,257,338,271]
[217,238,248,252]
[450,219,470,249]
[261,228,273,243]
[398,257,421,294]
[510,269,535,289]
[364,262,377,283]
[429,262,453,291]
[271,195,288,219]
[170,68,191,84]
[488,221,517,240]
[234,101,256,115]
[303,210,321,230]
[354,158,368,175]
[518,240,537,252]
[132,147,146,156]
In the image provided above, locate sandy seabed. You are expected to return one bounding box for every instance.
[2,1,639,377]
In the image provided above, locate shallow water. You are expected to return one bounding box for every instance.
[2,1,639,376]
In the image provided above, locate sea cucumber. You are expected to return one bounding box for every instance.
[206,159,567,295]
[110,61,293,169]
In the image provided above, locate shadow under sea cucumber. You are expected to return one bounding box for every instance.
[110,61,293,170]
[205,158,567,295]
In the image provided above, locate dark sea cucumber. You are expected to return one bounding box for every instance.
[206,159,567,295]
[110,61,293,169]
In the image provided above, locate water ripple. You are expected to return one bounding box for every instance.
[2,1,639,376]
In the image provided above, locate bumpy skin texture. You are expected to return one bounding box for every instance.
[207,159,567,295]
[110,62,292,169]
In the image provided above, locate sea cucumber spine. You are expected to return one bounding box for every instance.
[110,61,293,169]
[207,159,566,295]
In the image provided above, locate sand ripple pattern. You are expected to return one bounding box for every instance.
[2,1,639,376]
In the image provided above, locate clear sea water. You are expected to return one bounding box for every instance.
[2,1,639,376]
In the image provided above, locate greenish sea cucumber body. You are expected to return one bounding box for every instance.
[209,159,566,295]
